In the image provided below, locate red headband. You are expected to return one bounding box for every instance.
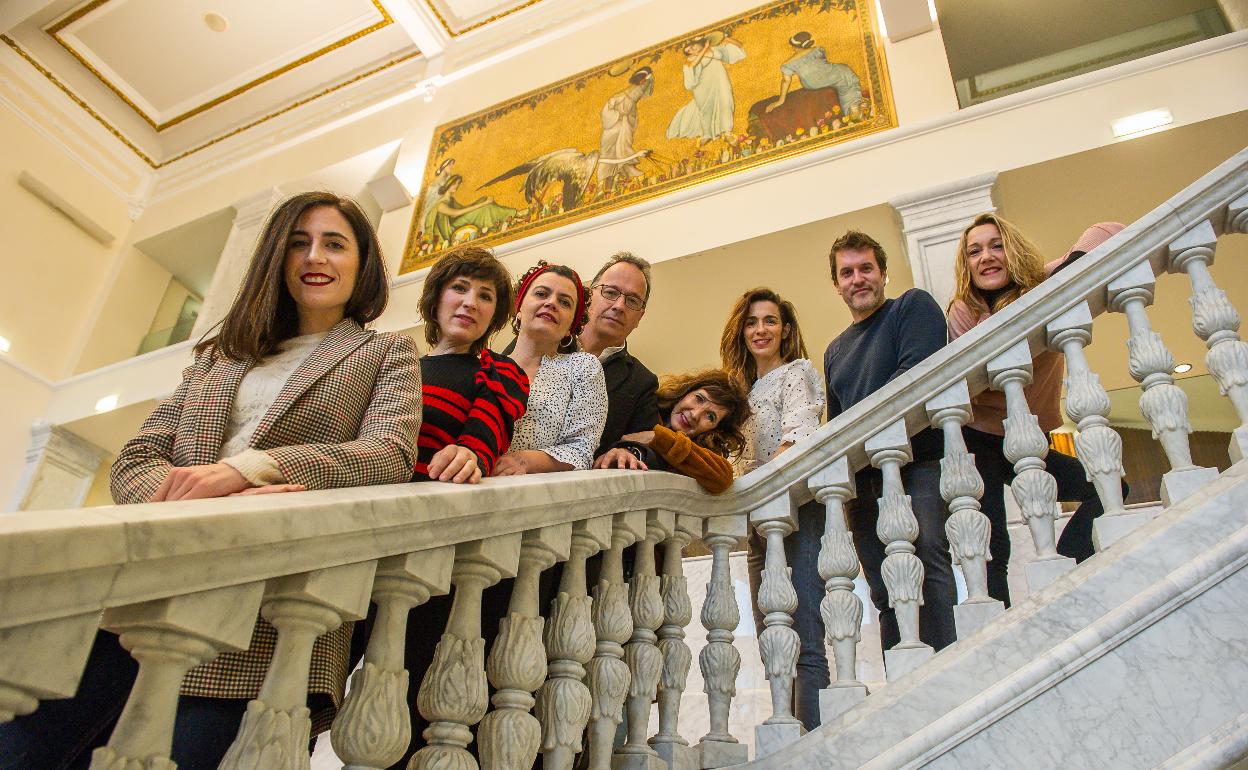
[515,261,589,336]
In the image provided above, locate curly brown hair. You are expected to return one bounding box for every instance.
[419,246,514,355]
[657,369,751,459]
[718,287,809,386]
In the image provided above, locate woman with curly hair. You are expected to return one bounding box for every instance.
[596,368,751,493]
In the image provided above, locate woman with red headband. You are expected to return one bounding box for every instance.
[494,260,608,474]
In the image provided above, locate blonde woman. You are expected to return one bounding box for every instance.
[948,214,1127,606]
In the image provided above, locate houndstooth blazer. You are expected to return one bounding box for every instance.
[110,318,421,730]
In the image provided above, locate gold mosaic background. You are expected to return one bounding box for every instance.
[400,0,895,274]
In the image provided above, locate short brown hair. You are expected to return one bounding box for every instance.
[419,246,515,355]
[719,287,809,386]
[592,251,652,302]
[197,192,388,362]
[829,230,887,282]
[657,369,751,458]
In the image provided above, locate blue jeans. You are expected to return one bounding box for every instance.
[747,499,829,731]
[0,630,294,770]
[847,460,958,655]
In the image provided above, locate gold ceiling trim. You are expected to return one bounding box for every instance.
[3,34,418,169]
[423,0,545,37]
[45,0,398,132]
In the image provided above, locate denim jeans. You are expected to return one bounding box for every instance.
[0,629,302,770]
[963,427,1128,607]
[747,499,829,731]
[846,460,958,655]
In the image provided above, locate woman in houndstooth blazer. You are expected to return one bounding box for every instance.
[0,192,421,770]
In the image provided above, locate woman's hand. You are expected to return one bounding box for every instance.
[428,445,483,484]
[620,430,655,445]
[492,453,528,476]
[229,484,306,496]
[149,463,252,502]
[593,448,647,471]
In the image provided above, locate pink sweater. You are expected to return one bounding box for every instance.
[947,261,1065,437]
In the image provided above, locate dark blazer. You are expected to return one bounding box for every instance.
[596,345,660,456]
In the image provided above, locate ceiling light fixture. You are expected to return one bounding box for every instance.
[1173,363,1193,374]
[203,12,229,33]
[0,335,10,353]
[1111,109,1173,140]
[95,394,119,413]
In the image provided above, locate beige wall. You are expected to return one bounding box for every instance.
[74,246,179,374]
[0,363,52,509]
[0,108,132,380]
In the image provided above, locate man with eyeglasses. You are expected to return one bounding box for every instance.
[581,251,661,460]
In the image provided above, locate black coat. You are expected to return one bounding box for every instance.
[597,347,660,457]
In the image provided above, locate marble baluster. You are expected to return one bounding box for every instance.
[86,584,265,769]
[585,512,644,770]
[479,525,571,770]
[331,548,455,770]
[410,535,522,770]
[0,613,101,724]
[750,496,802,757]
[806,456,868,723]
[649,515,700,770]
[925,381,1003,638]
[616,511,674,770]
[987,340,1075,593]
[696,514,749,769]
[221,561,378,770]
[1228,190,1248,236]
[1047,302,1138,550]
[865,419,931,681]
[537,515,612,770]
[1108,261,1218,506]
[1168,220,1248,463]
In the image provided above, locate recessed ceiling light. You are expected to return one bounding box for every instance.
[95,394,119,413]
[203,12,229,33]
[1111,109,1173,140]
[1173,363,1193,374]
[0,335,10,353]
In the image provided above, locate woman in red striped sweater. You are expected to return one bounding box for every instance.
[411,246,529,483]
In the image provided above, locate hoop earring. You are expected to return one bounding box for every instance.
[560,333,574,349]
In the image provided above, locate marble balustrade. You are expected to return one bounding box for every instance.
[0,150,1244,768]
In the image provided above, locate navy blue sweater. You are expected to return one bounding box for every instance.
[823,288,947,462]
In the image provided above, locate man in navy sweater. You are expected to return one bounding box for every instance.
[823,230,957,657]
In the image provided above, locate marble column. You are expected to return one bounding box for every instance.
[889,173,997,310]
[696,514,749,769]
[192,187,283,339]
[9,421,107,511]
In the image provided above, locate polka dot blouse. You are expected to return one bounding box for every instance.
[510,352,608,471]
[734,358,826,476]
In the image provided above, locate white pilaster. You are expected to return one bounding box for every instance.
[10,421,108,511]
[889,173,997,310]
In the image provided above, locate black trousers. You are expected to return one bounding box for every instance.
[963,427,1128,607]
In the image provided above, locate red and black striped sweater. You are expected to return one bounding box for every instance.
[413,350,530,479]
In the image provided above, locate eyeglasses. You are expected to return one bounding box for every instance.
[594,284,646,311]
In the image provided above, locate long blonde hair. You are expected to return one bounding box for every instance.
[949,212,1047,316]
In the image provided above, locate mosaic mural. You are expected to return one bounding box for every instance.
[400,0,895,274]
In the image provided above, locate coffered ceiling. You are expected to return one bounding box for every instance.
[0,0,567,172]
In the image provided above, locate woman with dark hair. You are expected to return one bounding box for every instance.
[413,246,529,483]
[493,261,608,475]
[948,214,1127,605]
[597,368,750,493]
[720,286,827,730]
[0,192,420,768]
